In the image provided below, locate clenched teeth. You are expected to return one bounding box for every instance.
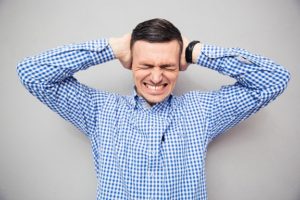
[144,83,167,90]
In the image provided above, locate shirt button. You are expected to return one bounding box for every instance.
[148,171,153,177]
[149,150,154,156]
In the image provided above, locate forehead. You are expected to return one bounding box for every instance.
[132,40,181,62]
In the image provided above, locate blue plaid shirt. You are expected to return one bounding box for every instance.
[17,39,290,199]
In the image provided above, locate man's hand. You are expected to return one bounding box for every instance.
[180,36,203,71]
[109,34,132,69]
[180,36,190,71]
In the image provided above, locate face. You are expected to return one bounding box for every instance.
[131,40,180,106]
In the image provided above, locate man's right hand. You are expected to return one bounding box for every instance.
[109,34,132,69]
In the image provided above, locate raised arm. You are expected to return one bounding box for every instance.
[187,42,290,141]
[17,38,115,137]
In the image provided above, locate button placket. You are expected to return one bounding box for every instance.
[149,149,157,157]
[148,171,153,177]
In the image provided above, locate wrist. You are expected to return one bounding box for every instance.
[192,43,202,64]
[185,41,202,64]
[109,37,122,58]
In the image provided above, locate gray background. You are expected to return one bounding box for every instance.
[1,0,299,199]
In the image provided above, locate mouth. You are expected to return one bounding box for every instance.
[143,82,168,94]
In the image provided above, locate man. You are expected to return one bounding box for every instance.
[17,18,290,199]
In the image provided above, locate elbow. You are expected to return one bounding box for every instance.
[268,67,291,101]
[279,67,291,91]
[16,58,28,84]
[16,57,36,87]
[259,66,291,105]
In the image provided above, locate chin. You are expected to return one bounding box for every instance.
[144,94,169,105]
[136,85,173,105]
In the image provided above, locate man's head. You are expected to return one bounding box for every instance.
[130,18,183,106]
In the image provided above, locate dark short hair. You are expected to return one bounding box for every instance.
[130,18,183,54]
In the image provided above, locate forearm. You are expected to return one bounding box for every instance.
[189,43,290,140]
[194,44,290,101]
[16,38,115,136]
[17,38,115,87]
[192,42,203,64]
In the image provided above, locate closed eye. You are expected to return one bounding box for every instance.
[139,64,153,69]
[161,65,178,71]
[137,63,177,71]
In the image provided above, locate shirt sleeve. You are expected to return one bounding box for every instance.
[16,38,115,137]
[196,44,291,141]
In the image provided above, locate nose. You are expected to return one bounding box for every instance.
[150,67,163,84]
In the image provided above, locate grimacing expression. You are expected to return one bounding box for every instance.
[131,40,180,106]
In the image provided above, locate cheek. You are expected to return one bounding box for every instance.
[165,72,179,83]
[133,70,149,83]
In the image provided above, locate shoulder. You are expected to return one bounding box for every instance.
[180,90,215,105]
[173,90,216,114]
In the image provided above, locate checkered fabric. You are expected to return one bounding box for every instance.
[17,39,290,200]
